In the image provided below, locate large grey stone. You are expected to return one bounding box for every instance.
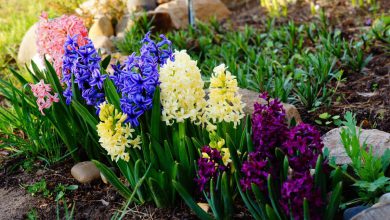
[71,161,101,184]
[378,193,390,205]
[322,128,390,165]
[351,204,390,220]
[238,88,302,124]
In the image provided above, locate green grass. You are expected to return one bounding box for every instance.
[0,0,81,77]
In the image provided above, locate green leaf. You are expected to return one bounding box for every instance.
[173,180,213,220]
[267,175,282,219]
[265,204,279,220]
[319,112,331,119]
[65,185,78,191]
[92,160,132,199]
[221,172,233,218]
[71,100,98,128]
[150,87,161,142]
[324,182,342,220]
[235,174,262,219]
[101,55,111,70]
[381,149,390,172]
[103,78,121,111]
[303,198,310,220]
[354,176,390,192]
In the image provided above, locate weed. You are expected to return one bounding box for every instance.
[26,179,51,197]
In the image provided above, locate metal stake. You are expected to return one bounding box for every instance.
[187,0,195,27]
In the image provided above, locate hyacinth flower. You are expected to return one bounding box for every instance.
[195,146,226,191]
[252,92,288,160]
[282,123,324,173]
[62,35,106,109]
[96,102,141,162]
[159,50,207,125]
[111,32,173,127]
[206,64,245,130]
[237,94,342,220]
[37,12,88,77]
[30,80,59,115]
[240,151,269,191]
[280,172,323,220]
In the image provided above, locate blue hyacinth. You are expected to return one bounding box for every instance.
[111,32,173,127]
[62,35,106,110]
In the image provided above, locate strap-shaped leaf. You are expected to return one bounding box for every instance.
[222,172,233,218]
[93,160,132,199]
[266,204,279,220]
[101,55,111,70]
[103,78,121,111]
[71,100,98,128]
[324,182,342,220]
[267,175,282,219]
[173,180,213,220]
[303,198,310,220]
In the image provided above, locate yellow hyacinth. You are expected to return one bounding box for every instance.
[206,64,245,128]
[96,102,141,162]
[159,50,207,125]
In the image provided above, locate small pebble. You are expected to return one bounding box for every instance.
[71,161,100,184]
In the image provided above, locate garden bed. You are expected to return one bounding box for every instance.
[0,0,390,219]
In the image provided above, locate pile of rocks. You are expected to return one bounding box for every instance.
[17,0,233,66]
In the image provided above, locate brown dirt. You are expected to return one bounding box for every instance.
[0,157,197,219]
[0,188,37,220]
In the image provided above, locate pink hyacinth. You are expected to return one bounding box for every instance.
[30,80,59,115]
[37,12,88,78]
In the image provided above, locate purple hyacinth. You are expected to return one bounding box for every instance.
[111,32,173,127]
[195,146,226,191]
[252,92,288,160]
[282,123,324,172]
[240,151,269,191]
[62,35,106,109]
[280,172,323,220]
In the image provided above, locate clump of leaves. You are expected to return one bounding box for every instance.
[26,179,51,197]
[315,112,341,126]
[340,112,390,204]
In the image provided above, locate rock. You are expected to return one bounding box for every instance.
[91,36,115,54]
[116,11,174,38]
[157,0,172,4]
[71,161,100,184]
[100,167,116,184]
[17,23,38,65]
[197,202,210,213]
[115,14,135,38]
[155,0,231,29]
[127,0,156,12]
[351,204,390,220]
[76,0,127,28]
[344,206,370,220]
[378,193,390,205]
[221,0,251,9]
[238,88,302,124]
[146,11,175,32]
[322,128,390,165]
[100,172,108,184]
[31,53,46,71]
[89,16,114,40]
